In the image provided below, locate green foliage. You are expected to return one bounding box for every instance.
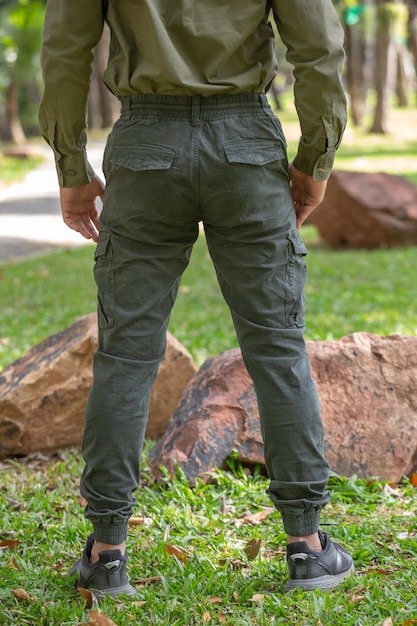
[375,1,409,41]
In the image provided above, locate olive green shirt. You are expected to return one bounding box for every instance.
[39,0,347,187]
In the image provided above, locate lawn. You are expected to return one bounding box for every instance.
[0,224,416,369]
[1,102,417,625]
[0,153,44,188]
[1,451,417,625]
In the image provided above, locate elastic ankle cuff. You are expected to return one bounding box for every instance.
[279,509,321,537]
[92,522,128,545]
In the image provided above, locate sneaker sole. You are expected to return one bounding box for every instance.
[86,582,136,599]
[284,563,355,592]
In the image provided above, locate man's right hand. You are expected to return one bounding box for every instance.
[59,175,105,242]
[289,164,327,229]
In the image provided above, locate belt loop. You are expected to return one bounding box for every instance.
[121,96,132,120]
[191,96,200,126]
[260,94,270,112]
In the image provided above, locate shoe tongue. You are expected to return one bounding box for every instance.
[318,530,328,550]
[99,549,123,562]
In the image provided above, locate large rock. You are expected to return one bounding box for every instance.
[0,314,196,458]
[309,170,417,248]
[148,333,417,483]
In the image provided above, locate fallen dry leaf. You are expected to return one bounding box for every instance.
[243,538,263,560]
[383,484,402,498]
[0,539,21,551]
[7,557,19,570]
[77,495,88,508]
[396,531,410,540]
[401,621,417,625]
[132,575,162,586]
[132,601,147,608]
[128,516,146,527]
[208,596,223,604]
[202,611,211,622]
[381,619,393,626]
[78,586,98,609]
[250,594,265,603]
[262,548,286,559]
[218,613,227,623]
[12,588,33,602]
[219,557,247,570]
[409,473,417,488]
[88,610,119,625]
[238,508,275,526]
[348,586,367,604]
[164,544,189,562]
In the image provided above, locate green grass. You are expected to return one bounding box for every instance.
[1,451,416,625]
[0,245,97,367]
[0,154,45,186]
[0,224,416,370]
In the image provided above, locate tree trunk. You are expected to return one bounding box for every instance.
[345,23,368,127]
[407,0,417,102]
[88,28,119,129]
[5,79,26,145]
[396,43,409,105]
[370,1,399,134]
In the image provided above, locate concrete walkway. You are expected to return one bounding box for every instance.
[0,142,105,262]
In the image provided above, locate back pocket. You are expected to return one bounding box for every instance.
[111,143,176,171]
[223,140,284,166]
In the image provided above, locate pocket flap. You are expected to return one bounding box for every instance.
[288,229,308,256]
[94,230,111,260]
[224,140,283,166]
[111,143,176,171]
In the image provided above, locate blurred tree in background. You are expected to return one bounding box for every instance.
[0,0,416,144]
[333,0,415,132]
[0,0,45,143]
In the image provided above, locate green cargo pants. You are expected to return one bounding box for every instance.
[80,94,330,545]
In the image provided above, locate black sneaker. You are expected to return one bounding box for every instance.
[285,529,355,591]
[68,534,135,599]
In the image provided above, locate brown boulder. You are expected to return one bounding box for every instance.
[309,170,417,248]
[148,333,417,483]
[0,313,196,458]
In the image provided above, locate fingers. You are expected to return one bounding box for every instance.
[289,163,328,228]
[63,211,100,242]
[60,175,104,242]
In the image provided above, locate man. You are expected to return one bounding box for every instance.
[39,0,354,598]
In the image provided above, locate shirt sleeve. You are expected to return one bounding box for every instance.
[39,1,105,187]
[270,0,347,180]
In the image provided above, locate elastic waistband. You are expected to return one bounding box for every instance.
[120,93,272,120]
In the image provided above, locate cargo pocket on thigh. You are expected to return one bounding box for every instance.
[94,230,115,329]
[285,229,308,328]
